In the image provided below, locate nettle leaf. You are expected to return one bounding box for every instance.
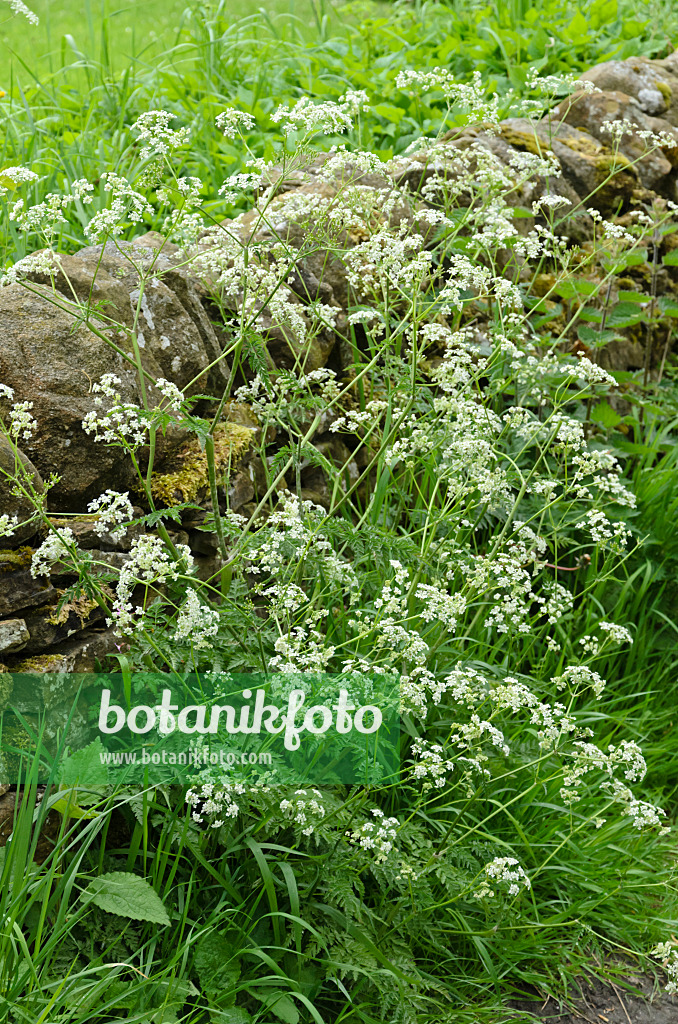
[211,1010,253,1024]
[81,872,170,925]
[606,301,645,328]
[577,305,603,323]
[576,325,620,346]
[249,989,299,1024]
[662,250,678,266]
[553,278,598,299]
[590,402,622,428]
[194,931,241,997]
[58,738,109,788]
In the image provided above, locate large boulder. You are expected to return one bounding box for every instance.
[30,241,230,395]
[577,54,678,123]
[0,282,139,509]
[0,436,44,546]
[554,89,678,195]
[1,241,233,510]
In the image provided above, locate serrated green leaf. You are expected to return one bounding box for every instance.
[195,931,241,997]
[553,279,598,299]
[606,301,645,327]
[578,305,603,323]
[211,1010,253,1024]
[81,872,170,925]
[577,325,619,346]
[58,738,108,788]
[590,402,622,428]
[249,990,299,1024]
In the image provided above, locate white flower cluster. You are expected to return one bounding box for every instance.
[600,117,678,150]
[583,509,631,550]
[531,194,572,214]
[650,942,678,996]
[215,109,256,139]
[0,514,18,538]
[411,739,455,791]
[271,91,366,137]
[82,374,148,449]
[31,527,77,578]
[2,0,38,23]
[599,620,633,645]
[553,664,607,699]
[414,584,466,632]
[9,179,93,238]
[108,534,194,636]
[87,490,134,539]
[186,781,245,828]
[131,110,191,159]
[474,856,531,899]
[329,398,388,433]
[195,243,307,344]
[248,492,358,593]
[155,378,185,410]
[396,68,498,123]
[271,625,335,675]
[560,738,654,813]
[8,400,37,441]
[279,788,326,836]
[173,589,220,650]
[85,173,153,243]
[345,226,431,294]
[1,248,65,287]
[347,808,399,863]
[217,171,264,202]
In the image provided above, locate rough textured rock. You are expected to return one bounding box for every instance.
[21,597,104,655]
[0,281,140,509]
[494,118,642,214]
[6,625,120,675]
[0,557,56,617]
[32,241,230,395]
[0,618,28,653]
[1,241,234,510]
[578,54,678,123]
[554,89,678,194]
[0,436,43,546]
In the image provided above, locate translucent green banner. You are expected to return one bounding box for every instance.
[0,672,401,786]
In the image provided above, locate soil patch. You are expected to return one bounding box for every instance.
[507,972,678,1023]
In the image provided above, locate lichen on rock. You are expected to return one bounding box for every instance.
[151,420,255,505]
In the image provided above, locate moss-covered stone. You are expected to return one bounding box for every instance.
[151,421,255,505]
[0,546,34,572]
[498,126,552,156]
[657,80,673,104]
[12,651,71,674]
